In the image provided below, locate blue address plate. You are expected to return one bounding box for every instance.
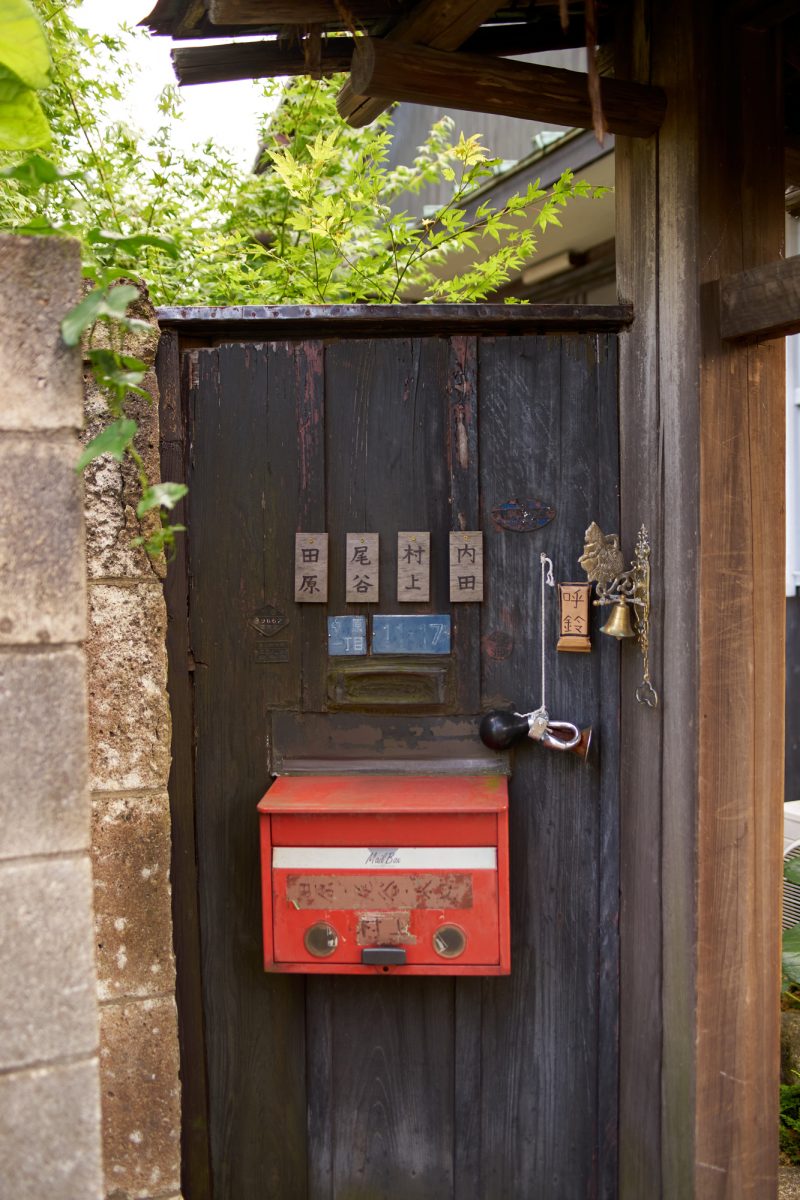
[372,614,451,656]
[328,616,368,656]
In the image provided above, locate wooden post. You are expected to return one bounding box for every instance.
[616,1,785,1196]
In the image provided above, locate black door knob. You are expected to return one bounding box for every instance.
[479,710,530,751]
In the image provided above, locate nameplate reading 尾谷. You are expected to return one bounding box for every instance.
[346,533,379,604]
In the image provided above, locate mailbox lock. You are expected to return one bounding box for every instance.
[433,924,468,959]
[304,921,339,958]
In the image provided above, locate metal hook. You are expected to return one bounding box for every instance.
[525,708,581,752]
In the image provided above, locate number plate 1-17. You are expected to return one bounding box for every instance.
[371,614,451,655]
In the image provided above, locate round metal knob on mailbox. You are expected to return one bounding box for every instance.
[304,922,339,958]
[433,924,467,959]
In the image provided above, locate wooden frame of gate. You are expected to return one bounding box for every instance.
[154,3,791,1196]
[157,303,631,1198]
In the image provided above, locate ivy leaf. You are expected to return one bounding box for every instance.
[0,0,51,89]
[132,522,186,557]
[60,285,140,346]
[0,70,50,151]
[86,348,148,376]
[136,481,188,518]
[76,418,137,472]
[86,228,179,259]
[11,214,60,236]
[0,153,74,187]
[786,858,800,886]
[86,348,150,405]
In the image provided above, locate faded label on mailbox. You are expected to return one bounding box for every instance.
[285,873,473,910]
[356,911,416,946]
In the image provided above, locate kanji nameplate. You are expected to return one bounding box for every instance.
[449,531,483,602]
[295,533,329,603]
[557,582,592,652]
[346,533,379,603]
[397,531,430,602]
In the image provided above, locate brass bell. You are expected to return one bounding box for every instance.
[600,598,635,639]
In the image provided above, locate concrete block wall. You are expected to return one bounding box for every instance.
[82,288,183,1200]
[0,236,104,1199]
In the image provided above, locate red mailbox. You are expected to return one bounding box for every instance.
[258,774,510,975]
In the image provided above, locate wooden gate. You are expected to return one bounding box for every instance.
[157,305,628,1200]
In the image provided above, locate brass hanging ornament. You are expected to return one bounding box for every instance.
[579,522,658,707]
[600,598,635,639]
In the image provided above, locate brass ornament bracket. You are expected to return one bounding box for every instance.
[579,522,658,708]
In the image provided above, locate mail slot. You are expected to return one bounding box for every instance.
[257,774,510,975]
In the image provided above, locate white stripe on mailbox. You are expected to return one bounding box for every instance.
[272,847,497,870]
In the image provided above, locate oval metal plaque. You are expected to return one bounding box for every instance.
[491,498,556,533]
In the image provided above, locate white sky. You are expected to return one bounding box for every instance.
[75,0,269,169]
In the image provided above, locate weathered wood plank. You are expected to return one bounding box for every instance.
[313,336,457,1197]
[270,711,504,772]
[694,15,785,1195]
[447,336,480,712]
[337,0,504,126]
[593,331,622,1200]
[477,333,615,1196]
[614,1,666,1193]
[453,976,483,1200]
[262,344,305,709]
[348,38,667,136]
[157,303,635,339]
[293,340,327,710]
[651,1,702,1195]
[172,37,355,84]
[719,255,800,342]
[329,978,456,1198]
[305,977,334,1199]
[189,344,308,1198]
[324,335,451,619]
[157,334,213,1200]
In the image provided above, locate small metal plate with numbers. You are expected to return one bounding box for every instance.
[372,614,451,655]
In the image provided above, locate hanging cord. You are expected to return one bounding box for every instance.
[538,552,555,713]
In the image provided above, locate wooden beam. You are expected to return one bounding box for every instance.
[348,38,667,136]
[337,0,505,127]
[719,255,800,343]
[720,255,800,342]
[172,38,355,85]
[208,0,398,23]
[172,13,616,87]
